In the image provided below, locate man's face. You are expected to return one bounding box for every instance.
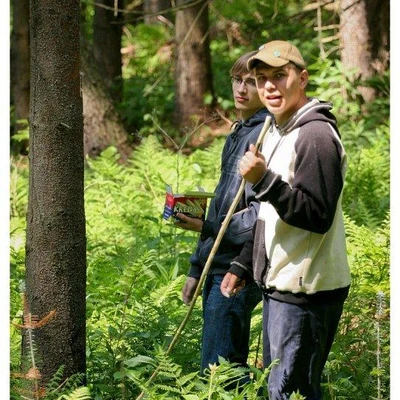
[254,64,308,125]
[231,72,264,119]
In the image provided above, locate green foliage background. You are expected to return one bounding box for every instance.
[10,1,390,399]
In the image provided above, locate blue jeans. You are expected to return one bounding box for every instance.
[263,295,345,400]
[201,274,262,374]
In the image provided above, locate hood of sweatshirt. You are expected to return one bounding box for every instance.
[277,98,339,137]
[231,108,270,139]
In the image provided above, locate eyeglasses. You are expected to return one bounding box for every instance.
[231,76,257,88]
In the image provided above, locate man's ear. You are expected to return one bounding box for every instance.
[299,69,309,89]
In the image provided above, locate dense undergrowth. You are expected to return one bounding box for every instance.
[10,115,390,398]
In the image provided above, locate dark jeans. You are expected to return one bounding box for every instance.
[263,294,345,400]
[201,274,262,374]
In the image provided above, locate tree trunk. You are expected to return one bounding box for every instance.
[10,0,30,151]
[81,47,132,161]
[93,0,123,103]
[26,0,86,385]
[174,0,214,130]
[340,0,390,102]
[143,0,172,24]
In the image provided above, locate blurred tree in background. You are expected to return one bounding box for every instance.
[10,0,390,155]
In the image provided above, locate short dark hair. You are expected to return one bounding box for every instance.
[230,51,258,77]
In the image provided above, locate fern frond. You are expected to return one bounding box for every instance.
[156,383,181,393]
[182,395,201,400]
[155,352,182,379]
[150,276,184,307]
[176,371,200,388]
[343,124,389,227]
[14,310,57,330]
[45,365,66,393]
[56,386,91,400]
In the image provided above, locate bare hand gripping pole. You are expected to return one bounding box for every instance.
[135,116,271,400]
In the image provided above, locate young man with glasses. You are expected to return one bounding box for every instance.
[174,51,271,382]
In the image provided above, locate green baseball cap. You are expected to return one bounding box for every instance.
[247,40,306,70]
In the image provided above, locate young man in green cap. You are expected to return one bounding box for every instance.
[221,40,351,399]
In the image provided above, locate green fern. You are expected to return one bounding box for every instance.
[324,213,390,399]
[43,368,89,400]
[11,120,390,399]
[56,387,91,400]
[343,126,390,227]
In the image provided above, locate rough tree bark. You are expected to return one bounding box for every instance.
[26,0,86,384]
[93,0,123,103]
[174,0,214,130]
[339,0,390,102]
[81,46,132,161]
[10,0,30,149]
[143,0,172,24]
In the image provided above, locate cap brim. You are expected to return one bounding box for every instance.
[247,55,289,70]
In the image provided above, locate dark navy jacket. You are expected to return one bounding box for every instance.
[188,108,271,278]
